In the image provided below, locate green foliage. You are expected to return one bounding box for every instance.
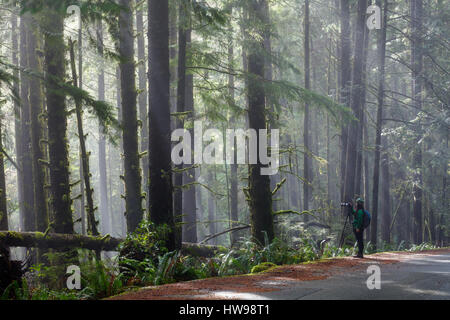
[117,220,176,284]
[33,250,79,289]
[78,257,124,299]
[191,1,229,32]
[407,242,438,252]
[172,255,211,282]
[0,56,119,142]
[364,241,377,255]
[118,220,171,266]
[153,251,179,285]
[116,256,156,286]
[1,252,123,300]
[2,238,445,300]
[322,244,354,258]
[396,240,407,251]
[0,64,19,105]
[214,236,321,276]
[378,241,396,252]
[1,278,79,300]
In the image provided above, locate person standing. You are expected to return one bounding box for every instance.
[352,198,366,258]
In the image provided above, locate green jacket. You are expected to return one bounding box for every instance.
[352,209,364,230]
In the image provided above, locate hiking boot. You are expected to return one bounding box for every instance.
[353,254,364,258]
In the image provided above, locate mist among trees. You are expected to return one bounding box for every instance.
[0,0,448,299]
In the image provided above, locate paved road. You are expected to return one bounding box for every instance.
[233,252,450,300]
[111,250,450,300]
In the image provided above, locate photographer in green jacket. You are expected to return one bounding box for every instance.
[351,198,365,258]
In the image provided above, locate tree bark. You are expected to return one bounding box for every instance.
[148,0,176,250]
[355,17,370,197]
[120,0,143,232]
[183,23,197,243]
[380,136,391,243]
[27,16,48,233]
[303,0,312,218]
[20,13,35,232]
[411,0,424,244]
[69,40,99,236]
[169,4,178,133]
[136,3,149,209]
[116,66,127,236]
[0,112,8,231]
[371,0,388,248]
[0,231,121,251]
[343,0,367,205]
[0,231,224,257]
[207,170,216,245]
[97,19,110,235]
[247,0,274,245]
[175,1,187,244]
[339,0,351,200]
[228,19,239,245]
[42,7,74,234]
[77,18,86,236]
[11,9,24,232]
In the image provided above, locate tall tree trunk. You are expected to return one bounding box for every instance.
[107,144,115,235]
[0,112,8,231]
[370,0,388,248]
[77,18,86,236]
[20,14,34,232]
[303,0,312,218]
[247,0,274,245]
[97,19,110,235]
[228,21,239,245]
[207,170,216,245]
[355,17,370,197]
[439,135,448,246]
[120,0,143,232]
[380,136,391,243]
[195,168,204,238]
[310,39,321,209]
[116,66,127,236]
[11,9,24,232]
[363,115,371,240]
[175,0,186,243]
[343,0,367,204]
[326,35,336,210]
[168,6,180,244]
[79,147,86,235]
[148,0,176,250]
[411,0,423,244]
[241,6,249,130]
[136,2,149,210]
[183,22,197,243]
[263,0,274,124]
[169,4,178,133]
[339,0,351,200]
[27,17,48,233]
[42,8,74,234]
[69,41,99,236]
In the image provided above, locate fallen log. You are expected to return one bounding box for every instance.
[180,242,227,258]
[0,231,227,257]
[0,231,121,251]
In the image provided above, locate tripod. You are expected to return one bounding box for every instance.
[339,207,353,248]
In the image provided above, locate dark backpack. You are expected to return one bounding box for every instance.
[363,210,371,229]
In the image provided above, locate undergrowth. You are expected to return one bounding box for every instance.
[1,220,441,300]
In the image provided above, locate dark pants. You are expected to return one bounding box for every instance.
[353,228,364,256]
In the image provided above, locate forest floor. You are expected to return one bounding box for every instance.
[108,248,450,300]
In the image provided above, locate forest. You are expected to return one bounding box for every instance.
[0,0,448,300]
